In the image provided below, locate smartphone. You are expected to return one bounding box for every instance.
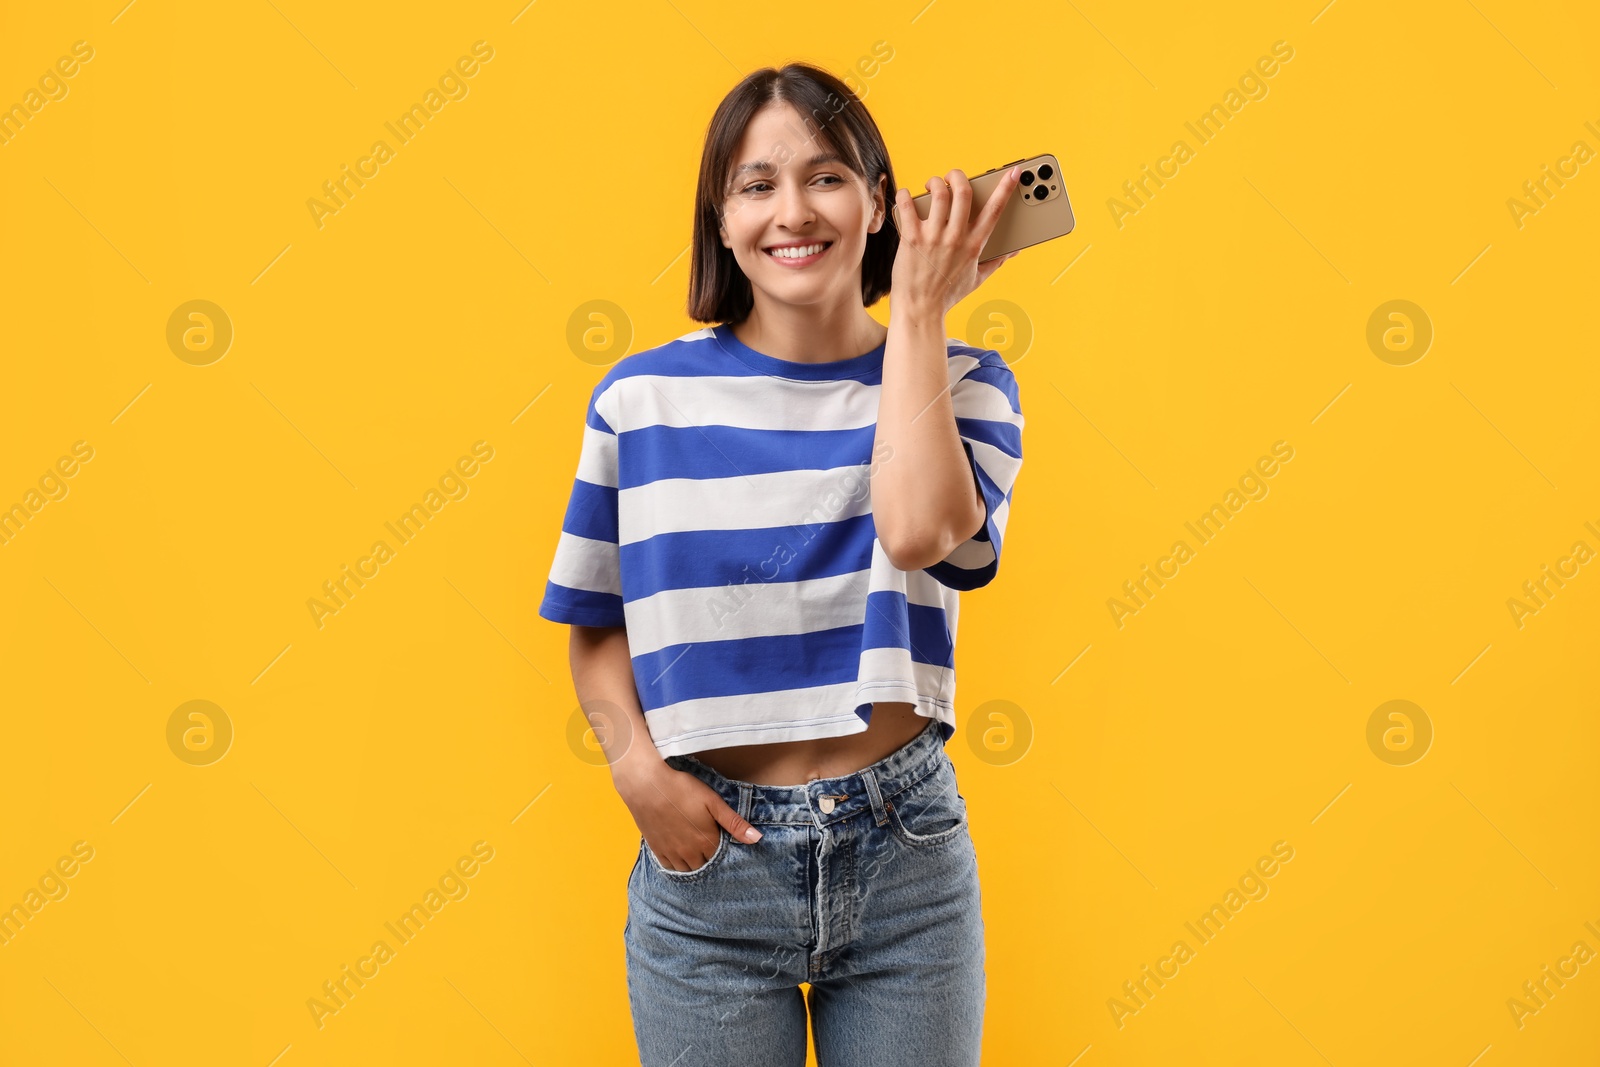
[890,152,1075,261]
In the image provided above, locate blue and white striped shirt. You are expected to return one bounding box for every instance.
[538,323,1024,758]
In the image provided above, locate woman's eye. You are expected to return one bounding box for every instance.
[741,175,843,195]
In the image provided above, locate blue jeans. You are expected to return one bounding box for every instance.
[624,717,986,1066]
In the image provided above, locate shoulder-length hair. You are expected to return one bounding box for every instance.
[687,62,899,325]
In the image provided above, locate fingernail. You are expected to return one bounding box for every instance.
[744,826,762,842]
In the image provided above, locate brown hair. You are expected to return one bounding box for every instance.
[687,62,899,325]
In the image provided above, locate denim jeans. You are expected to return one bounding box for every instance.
[624,717,986,1066]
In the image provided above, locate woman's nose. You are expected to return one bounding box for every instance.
[775,184,814,228]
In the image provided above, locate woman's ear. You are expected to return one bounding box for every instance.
[868,173,888,233]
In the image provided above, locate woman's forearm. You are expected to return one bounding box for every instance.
[871,305,986,570]
[568,625,664,791]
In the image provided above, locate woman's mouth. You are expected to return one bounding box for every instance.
[763,241,833,267]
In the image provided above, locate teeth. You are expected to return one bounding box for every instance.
[767,242,828,259]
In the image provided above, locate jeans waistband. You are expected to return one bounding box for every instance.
[664,717,948,829]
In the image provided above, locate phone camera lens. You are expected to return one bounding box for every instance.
[1031,186,1049,200]
[1019,170,1035,186]
[1038,164,1053,180]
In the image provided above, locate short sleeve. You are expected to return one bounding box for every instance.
[538,383,626,627]
[922,351,1024,591]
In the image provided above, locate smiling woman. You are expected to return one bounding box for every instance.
[539,60,1024,1067]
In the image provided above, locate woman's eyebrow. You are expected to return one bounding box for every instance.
[732,151,846,179]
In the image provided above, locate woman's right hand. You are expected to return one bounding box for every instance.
[617,761,763,871]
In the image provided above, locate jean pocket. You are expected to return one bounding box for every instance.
[642,827,729,881]
[884,759,967,847]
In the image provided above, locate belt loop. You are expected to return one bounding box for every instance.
[737,782,754,821]
[861,767,890,826]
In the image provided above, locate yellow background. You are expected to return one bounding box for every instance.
[2,0,1596,1064]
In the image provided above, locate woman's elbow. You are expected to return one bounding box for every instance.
[882,505,984,572]
[880,529,947,572]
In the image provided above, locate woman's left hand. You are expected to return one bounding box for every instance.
[890,165,1023,318]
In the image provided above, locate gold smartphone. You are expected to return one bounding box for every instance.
[890,153,1075,261]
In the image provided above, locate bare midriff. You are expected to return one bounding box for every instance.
[688,701,930,786]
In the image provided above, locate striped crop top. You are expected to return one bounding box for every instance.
[537,323,1025,758]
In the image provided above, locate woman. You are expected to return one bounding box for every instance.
[539,61,1025,1066]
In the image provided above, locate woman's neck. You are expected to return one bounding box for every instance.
[731,300,889,365]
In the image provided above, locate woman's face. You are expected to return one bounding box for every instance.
[717,102,887,310]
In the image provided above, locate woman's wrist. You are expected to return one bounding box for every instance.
[611,742,669,796]
[890,298,947,332]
